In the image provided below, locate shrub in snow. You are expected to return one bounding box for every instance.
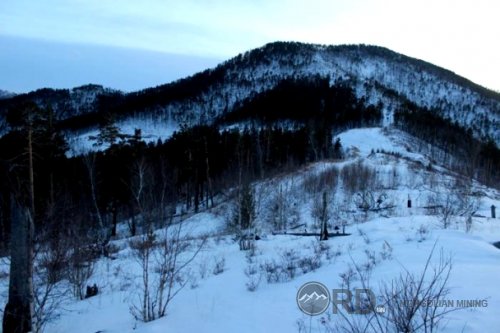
[326,243,456,333]
[358,228,371,245]
[189,275,199,290]
[244,264,259,277]
[244,263,262,292]
[380,241,393,261]
[297,255,322,274]
[260,260,283,283]
[338,266,358,311]
[280,249,299,280]
[362,249,378,273]
[212,257,226,275]
[312,239,331,258]
[244,241,259,263]
[332,245,343,259]
[198,260,209,279]
[416,224,430,242]
[259,248,324,283]
[245,272,262,292]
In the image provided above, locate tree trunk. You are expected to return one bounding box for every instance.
[3,199,34,333]
[111,204,117,237]
[320,192,329,241]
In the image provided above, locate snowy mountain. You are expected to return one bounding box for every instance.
[143,43,500,143]
[2,41,500,333]
[1,42,499,148]
[121,42,500,144]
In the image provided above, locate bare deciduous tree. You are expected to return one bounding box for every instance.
[32,243,69,333]
[129,222,205,322]
[83,153,108,248]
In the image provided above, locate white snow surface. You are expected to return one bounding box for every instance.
[1,127,499,333]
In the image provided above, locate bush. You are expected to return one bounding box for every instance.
[244,264,262,292]
[261,260,283,283]
[416,224,430,242]
[280,249,299,280]
[297,256,322,274]
[212,257,226,275]
[380,241,393,260]
[358,228,371,244]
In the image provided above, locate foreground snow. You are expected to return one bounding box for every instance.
[35,214,500,333]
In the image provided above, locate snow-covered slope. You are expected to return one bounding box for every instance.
[139,43,499,144]
[3,128,498,333]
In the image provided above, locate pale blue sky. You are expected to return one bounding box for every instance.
[1,0,499,93]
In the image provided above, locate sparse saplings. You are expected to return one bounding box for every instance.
[453,179,480,233]
[267,184,299,231]
[438,192,457,229]
[129,231,155,322]
[302,166,339,195]
[341,161,377,196]
[312,191,331,240]
[83,152,108,249]
[234,183,255,231]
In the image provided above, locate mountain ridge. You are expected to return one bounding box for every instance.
[1,41,499,145]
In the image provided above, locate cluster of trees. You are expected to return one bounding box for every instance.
[219,77,382,129]
[0,85,121,129]
[0,121,343,248]
[0,98,345,330]
[394,101,500,187]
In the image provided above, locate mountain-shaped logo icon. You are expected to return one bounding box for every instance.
[296,282,330,315]
[298,291,328,303]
